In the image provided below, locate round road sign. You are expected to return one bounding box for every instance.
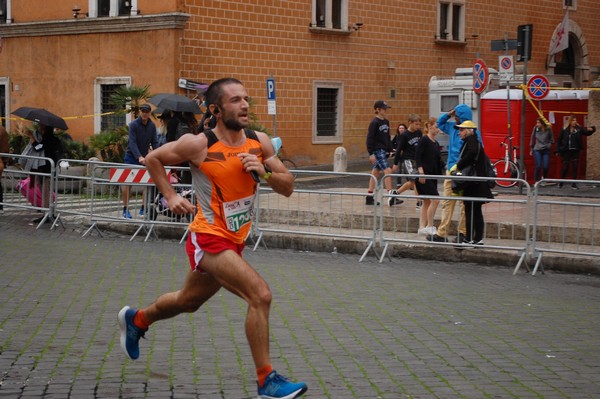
[473,59,489,94]
[500,56,512,70]
[527,75,550,100]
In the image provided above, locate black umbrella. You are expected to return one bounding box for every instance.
[12,107,69,130]
[148,93,202,114]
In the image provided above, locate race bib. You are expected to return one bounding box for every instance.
[223,194,255,232]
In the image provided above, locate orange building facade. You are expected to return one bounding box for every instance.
[0,0,599,166]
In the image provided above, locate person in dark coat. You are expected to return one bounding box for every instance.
[454,121,493,245]
[415,117,444,237]
[23,124,64,223]
[556,115,596,189]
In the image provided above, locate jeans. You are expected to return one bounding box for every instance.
[561,150,580,180]
[533,150,550,181]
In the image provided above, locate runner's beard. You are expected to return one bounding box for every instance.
[223,116,248,131]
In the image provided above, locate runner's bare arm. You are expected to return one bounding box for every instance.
[145,134,207,214]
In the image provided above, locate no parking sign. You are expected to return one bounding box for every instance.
[498,55,514,82]
[527,75,550,100]
[472,59,489,94]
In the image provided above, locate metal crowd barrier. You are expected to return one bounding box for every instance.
[3,156,600,273]
[81,163,194,242]
[0,152,57,229]
[251,170,380,261]
[53,158,122,231]
[529,178,600,276]
[377,173,531,270]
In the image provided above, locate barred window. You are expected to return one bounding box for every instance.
[313,82,343,143]
[100,84,126,131]
[94,77,131,133]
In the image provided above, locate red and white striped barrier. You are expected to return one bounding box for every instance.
[109,168,170,184]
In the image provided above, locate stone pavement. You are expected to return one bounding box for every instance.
[1,213,600,398]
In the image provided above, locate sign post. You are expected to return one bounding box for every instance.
[266,77,277,136]
[490,34,518,152]
[518,24,532,194]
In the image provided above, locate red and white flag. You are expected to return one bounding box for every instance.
[549,11,569,55]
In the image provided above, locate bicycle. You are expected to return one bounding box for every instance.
[277,146,297,178]
[493,135,521,188]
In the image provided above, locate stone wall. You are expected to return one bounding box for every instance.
[588,80,600,179]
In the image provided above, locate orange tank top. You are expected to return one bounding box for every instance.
[188,130,263,244]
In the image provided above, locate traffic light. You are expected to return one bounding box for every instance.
[517,24,533,62]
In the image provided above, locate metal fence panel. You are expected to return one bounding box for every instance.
[251,170,380,261]
[530,179,600,275]
[0,152,56,229]
[378,173,531,270]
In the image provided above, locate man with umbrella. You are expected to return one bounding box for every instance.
[122,103,158,218]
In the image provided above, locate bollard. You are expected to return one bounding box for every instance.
[333,146,347,172]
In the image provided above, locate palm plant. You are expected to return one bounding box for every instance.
[109,85,151,119]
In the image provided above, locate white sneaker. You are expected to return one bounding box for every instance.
[417,227,429,236]
[427,226,437,236]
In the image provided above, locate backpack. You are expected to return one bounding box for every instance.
[482,152,497,188]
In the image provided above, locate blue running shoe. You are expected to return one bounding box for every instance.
[118,306,147,360]
[123,209,132,219]
[257,370,307,399]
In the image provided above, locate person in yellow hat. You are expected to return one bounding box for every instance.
[453,120,493,245]
[429,106,482,243]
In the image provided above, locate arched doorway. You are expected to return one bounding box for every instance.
[547,20,590,88]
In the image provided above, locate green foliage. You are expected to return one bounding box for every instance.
[56,132,96,160]
[88,126,129,163]
[247,97,271,135]
[109,85,151,119]
[7,127,96,162]
[8,130,29,155]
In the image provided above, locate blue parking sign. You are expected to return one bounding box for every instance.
[266,78,276,100]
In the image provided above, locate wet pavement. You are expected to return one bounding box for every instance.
[1,213,600,398]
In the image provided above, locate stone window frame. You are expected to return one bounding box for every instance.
[312,81,344,144]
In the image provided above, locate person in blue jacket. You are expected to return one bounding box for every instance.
[428,104,482,243]
[122,103,159,218]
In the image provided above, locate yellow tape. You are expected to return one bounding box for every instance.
[0,110,125,122]
[519,84,588,124]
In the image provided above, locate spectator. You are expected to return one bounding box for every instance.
[122,103,158,218]
[392,123,407,187]
[392,114,423,208]
[415,118,444,237]
[21,124,63,223]
[429,104,482,243]
[454,121,493,245]
[529,117,554,184]
[365,100,399,206]
[155,109,172,148]
[556,115,596,189]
